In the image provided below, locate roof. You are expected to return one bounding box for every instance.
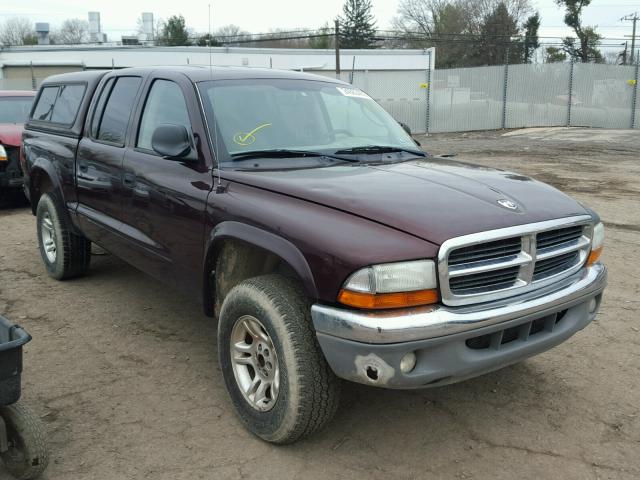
[40,69,109,85]
[42,66,347,85]
[0,90,36,97]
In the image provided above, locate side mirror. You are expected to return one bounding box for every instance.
[151,124,193,159]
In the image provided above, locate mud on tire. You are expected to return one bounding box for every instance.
[36,192,91,280]
[218,274,340,444]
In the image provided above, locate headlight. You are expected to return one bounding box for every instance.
[587,222,604,266]
[338,260,438,309]
[0,144,7,162]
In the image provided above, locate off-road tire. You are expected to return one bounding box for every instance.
[0,404,49,480]
[36,192,91,280]
[218,274,340,444]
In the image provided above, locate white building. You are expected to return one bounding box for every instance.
[0,45,434,86]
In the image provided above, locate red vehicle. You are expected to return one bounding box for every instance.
[0,91,36,193]
[22,69,606,444]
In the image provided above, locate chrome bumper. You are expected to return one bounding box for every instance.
[312,264,607,345]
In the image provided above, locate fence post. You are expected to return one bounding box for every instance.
[631,57,639,129]
[426,50,432,134]
[502,48,510,129]
[567,59,575,127]
[30,61,36,90]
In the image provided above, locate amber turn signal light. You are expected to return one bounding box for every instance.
[338,288,438,310]
[587,246,603,266]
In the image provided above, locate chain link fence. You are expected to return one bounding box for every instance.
[321,62,640,134]
[2,61,639,133]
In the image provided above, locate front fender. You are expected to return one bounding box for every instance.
[204,221,318,300]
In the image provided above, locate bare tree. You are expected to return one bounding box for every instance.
[393,0,532,35]
[52,19,89,45]
[392,0,534,66]
[214,24,250,45]
[0,17,36,46]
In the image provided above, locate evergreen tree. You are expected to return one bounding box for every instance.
[522,13,540,63]
[339,0,377,49]
[475,2,519,66]
[159,15,191,46]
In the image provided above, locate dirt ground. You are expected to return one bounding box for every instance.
[0,127,638,480]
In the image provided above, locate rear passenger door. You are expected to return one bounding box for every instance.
[120,73,213,292]
[75,75,143,251]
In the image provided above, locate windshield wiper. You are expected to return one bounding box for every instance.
[230,149,358,163]
[333,145,426,157]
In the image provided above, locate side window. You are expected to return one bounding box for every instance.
[90,78,115,138]
[32,86,59,122]
[137,80,191,151]
[50,84,86,124]
[94,77,142,146]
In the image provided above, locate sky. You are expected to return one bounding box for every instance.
[1,0,639,46]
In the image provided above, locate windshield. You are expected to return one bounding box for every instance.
[198,78,418,167]
[0,97,34,124]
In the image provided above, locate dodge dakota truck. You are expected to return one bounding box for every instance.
[22,67,607,444]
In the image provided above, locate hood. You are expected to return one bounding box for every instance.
[0,124,24,147]
[224,157,590,246]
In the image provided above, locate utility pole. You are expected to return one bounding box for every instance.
[622,13,639,65]
[334,19,341,78]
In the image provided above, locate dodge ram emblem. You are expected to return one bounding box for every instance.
[497,199,518,210]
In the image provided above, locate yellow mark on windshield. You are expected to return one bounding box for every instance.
[233,123,272,146]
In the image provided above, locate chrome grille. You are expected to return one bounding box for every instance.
[438,216,593,306]
[448,237,521,266]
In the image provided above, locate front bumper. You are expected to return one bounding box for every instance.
[311,263,607,388]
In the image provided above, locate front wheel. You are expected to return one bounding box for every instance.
[0,404,49,480]
[218,274,340,444]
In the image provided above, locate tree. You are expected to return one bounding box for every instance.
[339,0,377,49]
[521,12,540,63]
[431,4,469,67]
[392,0,535,66]
[555,0,602,63]
[544,46,567,63]
[214,24,250,45]
[475,2,520,65]
[197,33,220,47]
[53,19,89,45]
[309,23,333,49]
[561,28,603,63]
[0,17,36,46]
[158,15,191,46]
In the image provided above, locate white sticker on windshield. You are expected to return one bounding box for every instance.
[336,86,371,99]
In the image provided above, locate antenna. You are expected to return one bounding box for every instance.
[208,3,223,194]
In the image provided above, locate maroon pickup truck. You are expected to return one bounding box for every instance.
[22,67,606,444]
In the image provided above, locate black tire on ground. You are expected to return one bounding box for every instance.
[218,274,340,444]
[0,404,49,480]
[36,192,91,280]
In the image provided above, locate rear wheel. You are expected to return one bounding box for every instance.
[36,193,91,280]
[0,404,49,480]
[218,274,340,444]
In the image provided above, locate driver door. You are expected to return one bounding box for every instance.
[119,73,214,293]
